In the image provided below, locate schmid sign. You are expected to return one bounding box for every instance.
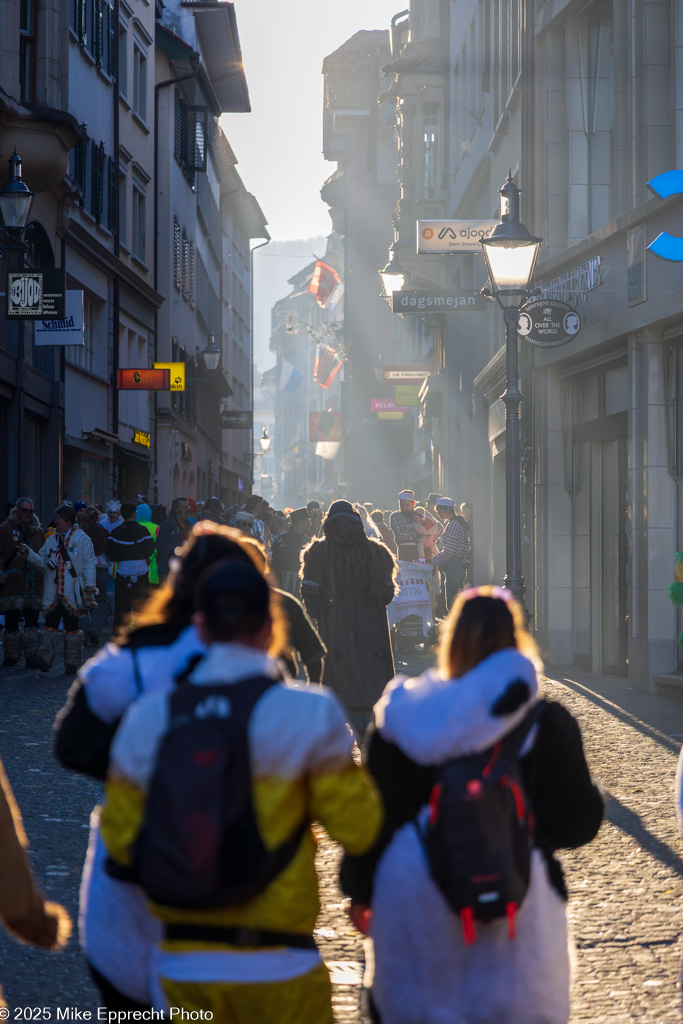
[392,289,486,313]
[417,220,497,254]
[117,368,170,390]
[383,365,430,384]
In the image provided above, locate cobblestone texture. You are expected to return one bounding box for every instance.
[1,648,683,1022]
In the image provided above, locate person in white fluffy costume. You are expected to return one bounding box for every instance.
[341,585,603,1024]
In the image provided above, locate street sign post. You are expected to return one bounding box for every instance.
[516,299,582,348]
[417,220,497,254]
[392,289,486,312]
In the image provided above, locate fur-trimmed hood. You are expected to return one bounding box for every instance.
[375,648,539,766]
[8,507,42,536]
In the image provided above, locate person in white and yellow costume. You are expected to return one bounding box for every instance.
[100,558,383,1022]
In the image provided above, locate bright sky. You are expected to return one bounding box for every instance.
[221,0,402,241]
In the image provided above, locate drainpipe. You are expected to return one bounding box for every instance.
[153,62,201,502]
[112,0,121,499]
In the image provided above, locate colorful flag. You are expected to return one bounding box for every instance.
[313,343,343,389]
[278,358,304,394]
[308,260,340,308]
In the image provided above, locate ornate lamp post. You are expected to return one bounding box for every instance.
[481,173,542,606]
[0,149,35,245]
[379,242,407,299]
[200,331,221,371]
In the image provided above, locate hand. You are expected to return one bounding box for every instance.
[347,901,372,935]
[18,543,30,559]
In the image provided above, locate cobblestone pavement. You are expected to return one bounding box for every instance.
[1,642,683,1022]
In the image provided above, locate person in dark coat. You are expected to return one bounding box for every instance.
[300,500,398,737]
[0,498,45,667]
[106,502,155,629]
[198,497,225,525]
[274,588,326,683]
[270,507,310,596]
[154,497,190,580]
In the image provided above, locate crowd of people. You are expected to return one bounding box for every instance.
[0,488,608,1023]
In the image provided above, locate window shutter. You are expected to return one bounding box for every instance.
[174,90,183,162]
[75,124,88,204]
[173,220,181,290]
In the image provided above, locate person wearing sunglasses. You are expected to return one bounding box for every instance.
[0,498,45,668]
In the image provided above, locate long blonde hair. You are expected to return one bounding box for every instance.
[118,521,287,657]
[438,585,539,679]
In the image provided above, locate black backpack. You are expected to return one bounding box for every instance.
[133,674,306,908]
[420,702,544,944]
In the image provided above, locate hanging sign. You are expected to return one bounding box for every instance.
[222,410,253,429]
[383,365,430,384]
[133,429,151,448]
[417,220,496,254]
[7,268,66,319]
[377,410,405,420]
[117,368,170,390]
[395,385,420,406]
[154,361,185,391]
[372,398,409,413]
[34,290,84,346]
[392,289,486,312]
[310,411,342,442]
[517,299,582,348]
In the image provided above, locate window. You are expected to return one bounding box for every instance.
[133,43,147,121]
[132,184,145,261]
[422,104,440,199]
[174,90,209,182]
[72,124,88,205]
[578,1,614,233]
[20,0,36,103]
[173,219,181,290]
[90,140,105,223]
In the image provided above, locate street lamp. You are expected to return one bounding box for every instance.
[0,149,35,242]
[259,427,271,452]
[481,172,542,607]
[200,331,221,371]
[379,242,406,298]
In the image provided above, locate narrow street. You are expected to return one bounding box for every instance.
[0,657,682,1022]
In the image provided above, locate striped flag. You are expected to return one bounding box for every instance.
[279,358,304,394]
[313,343,343,389]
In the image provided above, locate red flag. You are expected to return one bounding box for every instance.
[309,261,340,308]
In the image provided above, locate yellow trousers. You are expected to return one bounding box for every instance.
[161,962,334,1024]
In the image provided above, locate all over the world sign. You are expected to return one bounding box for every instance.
[517,299,582,348]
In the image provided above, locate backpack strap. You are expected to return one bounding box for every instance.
[498,699,547,761]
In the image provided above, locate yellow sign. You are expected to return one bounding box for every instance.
[377,410,405,421]
[154,361,185,391]
[395,385,420,406]
[133,429,151,448]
